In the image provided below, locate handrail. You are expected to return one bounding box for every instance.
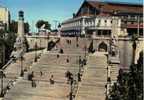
[1,58,16,70]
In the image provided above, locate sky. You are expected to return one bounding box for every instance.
[0,0,143,31]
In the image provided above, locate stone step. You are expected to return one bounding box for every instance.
[76,94,105,100]
[5,80,70,100]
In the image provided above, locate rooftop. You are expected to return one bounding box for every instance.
[86,0,143,6]
[76,0,143,17]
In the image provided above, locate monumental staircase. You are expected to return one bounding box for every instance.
[75,53,107,100]
[2,37,118,100]
[3,37,87,100]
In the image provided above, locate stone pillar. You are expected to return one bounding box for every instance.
[92,31,96,39]
[11,10,26,59]
[18,11,25,37]
[57,23,61,37]
[81,17,85,36]
[111,17,118,38]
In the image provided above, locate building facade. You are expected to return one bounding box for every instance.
[0,6,10,30]
[61,1,143,37]
[61,0,143,70]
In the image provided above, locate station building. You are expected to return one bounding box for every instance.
[61,0,143,37]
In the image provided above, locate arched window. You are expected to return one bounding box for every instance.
[98,42,107,52]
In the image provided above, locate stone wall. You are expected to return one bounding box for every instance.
[26,36,60,50]
[26,36,48,49]
[92,37,144,69]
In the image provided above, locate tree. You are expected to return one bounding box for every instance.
[9,20,30,33]
[108,51,143,100]
[131,34,138,64]
[36,20,51,31]
[0,28,17,66]
[88,40,95,53]
[9,20,17,33]
[24,22,30,33]
[0,30,6,67]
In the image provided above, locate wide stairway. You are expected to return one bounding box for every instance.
[75,53,107,100]
[0,51,42,94]
[3,37,110,100]
[3,37,87,100]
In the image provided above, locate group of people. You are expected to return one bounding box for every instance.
[79,57,87,67]
[28,71,55,86]
[65,70,82,100]
[65,70,82,84]
[65,71,74,85]
[66,39,72,45]
[28,71,37,88]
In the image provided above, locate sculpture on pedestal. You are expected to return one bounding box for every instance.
[11,11,26,59]
[110,36,118,56]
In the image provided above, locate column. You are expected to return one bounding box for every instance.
[81,17,85,36]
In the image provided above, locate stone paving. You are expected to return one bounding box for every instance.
[2,37,118,100]
[0,51,42,94]
[3,37,88,100]
[75,54,107,100]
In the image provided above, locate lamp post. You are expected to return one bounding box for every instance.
[84,33,87,59]
[70,84,73,100]
[34,40,38,62]
[105,54,109,100]
[47,32,50,51]
[20,56,24,77]
[131,34,138,64]
[0,70,4,97]
[137,0,141,37]
[78,56,81,73]
[69,76,74,100]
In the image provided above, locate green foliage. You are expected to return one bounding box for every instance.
[47,41,56,51]
[131,34,138,42]
[9,20,18,33]
[0,29,5,38]
[88,40,95,53]
[24,37,29,52]
[9,20,30,33]
[36,20,51,30]
[109,51,143,100]
[0,28,17,64]
[24,22,30,33]
[5,32,17,62]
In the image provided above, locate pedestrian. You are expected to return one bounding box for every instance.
[78,72,82,82]
[57,54,60,58]
[76,43,79,47]
[76,36,78,42]
[66,39,69,44]
[40,71,43,76]
[50,75,55,85]
[59,48,64,54]
[69,74,73,86]
[69,92,73,100]
[3,73,6,78]
[65,71,72,83]
[32,80,36,88]
[83,59,87,65]
[79,56,82,64]
[65,71,69,77]
[28,71,34,81]
[69,40,71,45]
[66,57,69,63]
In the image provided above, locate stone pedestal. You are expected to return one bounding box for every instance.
[92,32,96,39]
[11,11,26,59]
